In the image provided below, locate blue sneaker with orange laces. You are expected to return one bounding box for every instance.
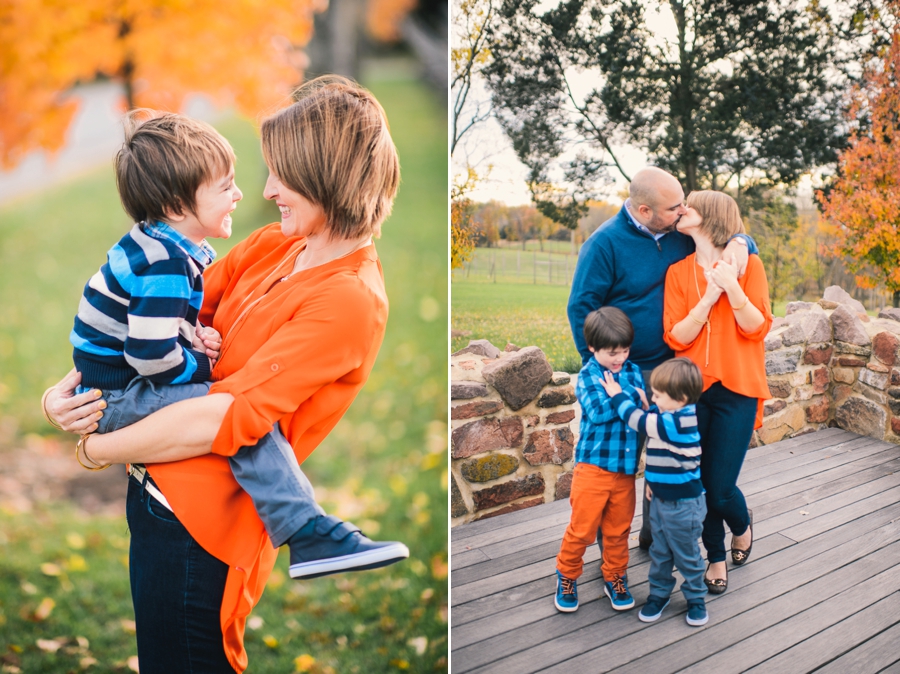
[554,570,578,612]
[603,574,635,611]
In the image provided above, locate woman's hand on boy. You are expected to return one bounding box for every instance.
[42,369,105,434]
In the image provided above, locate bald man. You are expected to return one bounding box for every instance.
[567,167,756,548]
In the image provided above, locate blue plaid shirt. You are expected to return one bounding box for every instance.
[575,358,645,474]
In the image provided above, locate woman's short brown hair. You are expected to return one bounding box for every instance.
[650,358,703,405]
[115,110,235,224]
[260,76,400,240]
[686,190,745,247]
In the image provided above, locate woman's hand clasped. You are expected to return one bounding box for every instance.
[42,369,106,435]
[708,254,740,294]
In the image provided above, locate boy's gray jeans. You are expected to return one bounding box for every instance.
[95,378,324,547]
[647,493,708,602]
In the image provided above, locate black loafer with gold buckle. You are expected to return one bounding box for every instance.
[704,562,727,595]
[731,508,753,566]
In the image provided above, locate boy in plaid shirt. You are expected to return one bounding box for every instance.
[554,306,647,613]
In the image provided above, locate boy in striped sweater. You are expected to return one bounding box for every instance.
[599,357,709,626]
[69,110,407,579]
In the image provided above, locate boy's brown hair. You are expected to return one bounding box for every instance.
[583,306,634,351]
[650,358,703,405]
[685,190,744,247]
[260,76,400,240]
[115,110,235,224]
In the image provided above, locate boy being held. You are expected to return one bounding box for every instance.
[599,357,708,626]
[555,306,647,613]
[68,110,408,579]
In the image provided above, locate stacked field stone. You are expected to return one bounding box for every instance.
[450,341,578,525]
[451,286,900,527]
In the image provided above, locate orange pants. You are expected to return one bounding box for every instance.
[556,463,636,581]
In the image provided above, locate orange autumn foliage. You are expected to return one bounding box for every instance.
[818,22,900,304]
[0,0,326,169]
[366,0,418,42]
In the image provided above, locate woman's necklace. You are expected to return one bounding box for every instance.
[693,259,712,368]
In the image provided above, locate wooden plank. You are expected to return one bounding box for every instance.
[451,498,569,541]
[779,483,900,542]
[813,621,900,674]
[452,548,490,570]
[459,510,900,673]
[740,446,900,511]
[739,436,879,486]
[598,535,900,674]
[754,470,900,541]
[875,660,900,674]
[741,592,900,674]
[677,566,900,673]
[451,533,796,671]
[739,439,894,497]
[741,428,857,467]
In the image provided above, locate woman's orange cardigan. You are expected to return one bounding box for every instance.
[146,224,388,673]
[663,253,772,428]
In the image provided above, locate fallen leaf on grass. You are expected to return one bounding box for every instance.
[20,582,37,595]
[66,533,85,549]
[79,656,98,668]
[390,659,410,670]
[262,635,279,649]
[431,554,448,580]
[407,637,427,655]
[76,636,89,649]
[36,638,64,653]
[247,616,264,630]
[33,597,55,621]
[127,655,139,672]
[67,554,87,572]
[294,654,316,672]
[420,588,434,601]
[40,563,61,577]
[120,619,136,634]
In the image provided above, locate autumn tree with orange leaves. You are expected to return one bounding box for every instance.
[819,18,900,307]
[0,0,418,170]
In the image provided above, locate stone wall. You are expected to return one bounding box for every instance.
[450,286,900,528]
[450,340,578,526]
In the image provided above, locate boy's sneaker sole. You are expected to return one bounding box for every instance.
[554,597,578,613]
[289,542,409,579]
[603,584,635,611]
[686,611,709,626]
[638,598,670,622]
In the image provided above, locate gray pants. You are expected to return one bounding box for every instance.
[95,378,324,547]
[647,493,707,602]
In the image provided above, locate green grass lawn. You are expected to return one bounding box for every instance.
[0,75,447,673]
[451,281,582,372]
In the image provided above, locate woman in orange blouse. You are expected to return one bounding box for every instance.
[44,77,401,673]
[663,190,772,595]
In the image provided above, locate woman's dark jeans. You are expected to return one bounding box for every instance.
[126,476,236,673]
[697,382,757,564]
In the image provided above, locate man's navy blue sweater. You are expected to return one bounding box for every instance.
[567,205,757,370]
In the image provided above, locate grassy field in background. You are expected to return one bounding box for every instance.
[0,76,448,673]
[451,281,582,372]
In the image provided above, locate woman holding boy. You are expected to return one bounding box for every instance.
[44,77,402,673]
[663,190,772,594]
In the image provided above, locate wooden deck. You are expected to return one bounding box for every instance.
[451,428,900,673]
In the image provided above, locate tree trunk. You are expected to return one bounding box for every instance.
[893,289,899,308]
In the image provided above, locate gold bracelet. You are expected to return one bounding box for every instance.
[41,387,64,431]
[76,435,111,471]
[688,311,706,325]
[731,296,750,310]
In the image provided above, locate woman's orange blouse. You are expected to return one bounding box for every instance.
[146,224,388,673]
[663,253,772,428]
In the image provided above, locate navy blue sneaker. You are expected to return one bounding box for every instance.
[287,515,409,579]
[638,595,670,622]
[603,574,635,611]
[554,570,578,612]
[686,599,709,626]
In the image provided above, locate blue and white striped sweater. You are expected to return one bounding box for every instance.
[611,394,703,501]
[70,222,214,389]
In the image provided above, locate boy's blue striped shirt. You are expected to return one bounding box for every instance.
[574,358,644,475]
[70,221,215,389]
[611,393,703,500]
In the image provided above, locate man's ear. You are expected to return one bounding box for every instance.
[636,203,653,219]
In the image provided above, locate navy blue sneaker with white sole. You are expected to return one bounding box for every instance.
[287,515,409,579]
[554,570,578,612]
[638,595,670,622]
[603,574,635,611]
[686,599,709,626]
